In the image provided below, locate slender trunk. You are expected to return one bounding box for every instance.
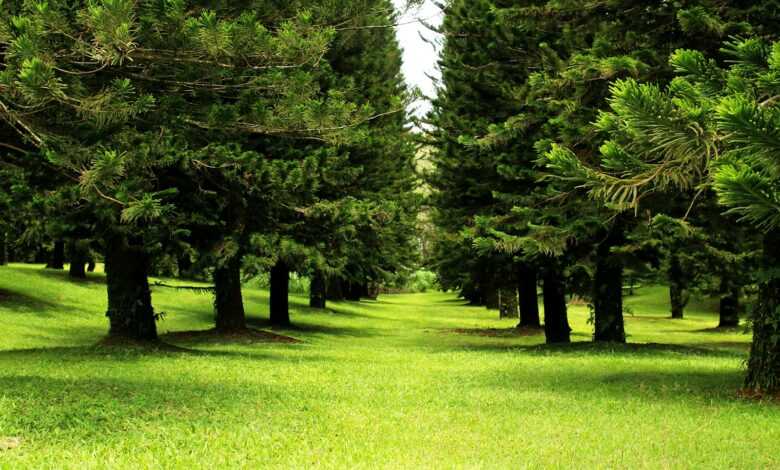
[668,253,687,319]
[543,267,571,344]
[104,234,157,341]
[270,261,290,326]
[745,230,780,393]
[365,283,380,300]
[593,222,626,343]
[214,254,246,331]
[484,281,499,310]
[87,258,96,272]
[518,265,541,328]
[46,240,65,270]
[462,284,483,306]
[68,239,88,279]
[498,287,518,319]
[718,275,740,328]
[177,253,193,279]
[310,270,327,309]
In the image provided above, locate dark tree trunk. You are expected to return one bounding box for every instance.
[542,267,571,344]
[270,261,290,326]
[213,255,246,331]
[345,281,363,301]
[0,230,6,265]
[518,265,541,328]
[87,258,96,272]
[484,282,499,310]
[745,230,780,393]
[718,276,740,328]
[593,222,626,343]
[310,270,327,309]
[326,277,345,301]
[365,284,380,300]
[462,284,483,306]
[177,253,193,279]
[104,234,157,341]
[499,287,518,319]
[68,239,88,279]
[46,240,65,270]
[668,253,687,319]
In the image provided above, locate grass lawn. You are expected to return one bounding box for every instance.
[0,263,778,468]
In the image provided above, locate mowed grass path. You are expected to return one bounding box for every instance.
[0,264,778,469]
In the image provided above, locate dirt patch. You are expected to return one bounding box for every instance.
[737,388,780,403]
[0,437,21,451]
[163,328,302,344]
[441,327,544,338]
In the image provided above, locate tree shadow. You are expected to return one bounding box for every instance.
[0,288,61,314]
[244,316,379,339]
[33,268,106,285]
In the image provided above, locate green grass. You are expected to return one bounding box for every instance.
[0,263,778,469]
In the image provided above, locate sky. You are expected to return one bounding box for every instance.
[392,0,444,119]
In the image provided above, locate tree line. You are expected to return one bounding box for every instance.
[426,0,780,394]
[0,1,419,338]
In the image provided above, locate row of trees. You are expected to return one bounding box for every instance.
[0,1,419,339]
[427,0,780,393]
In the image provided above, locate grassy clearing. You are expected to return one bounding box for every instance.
[0,263,778,469]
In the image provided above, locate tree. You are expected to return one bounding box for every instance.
[548,36,780,392]
[0,0,365,341]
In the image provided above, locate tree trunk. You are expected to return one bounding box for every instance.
[593,222,626,343]
[310,270,327,309]
[718,275,740,328]
[104,234,157,341]
[518,265,541,328]
[462,284,483,306]
[46,240,65,270]
[345,281,363,301]
[326,277,345,301]
[270,261,290,326]
[668,253,687,319]
[87,258,96,272]
[213,254,246,331]
[745,230,780,393]
[498,287,518,319]
[543,267,571,344]
[68,239,88,279]
[0,230,6,265]
[484,282,499,310]
[177,253,193,279]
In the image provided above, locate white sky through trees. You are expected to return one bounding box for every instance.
[392,0,443,119]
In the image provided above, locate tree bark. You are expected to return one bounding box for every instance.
[326,277,345,301]
[593,222,626,343]
[462,284,483,306]
[718,275,740,328]
[345,281,363,301]
[498,287,519,319]
[668,253,687,319]
[310,270,327,309]
[745,230,780,393]
[68,239,88,279]
[87,258,96,272]
[270,260,290,326]
[0,230,6,265]
[484,282,499,310]
[518,265,541,328]
[46,240,65,270]
[104,234,157,341]
[542,267,571,344]
[214,254,246,331]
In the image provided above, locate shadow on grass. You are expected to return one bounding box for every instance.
[245,316,379,339]
[33,268,106,285]
[0,288,61,314]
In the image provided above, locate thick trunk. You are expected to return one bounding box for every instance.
[213,255,246,331]
[0,230,6,265]
[668,253,687,319]
[498,287,518,319]
[270,261,290,326]
[462,284,483,306]
[68,239,88,279]
[542,267,571,344]
[484,282,499,310]
[104,235,157,341]
[326,277,345,301]
[718,276,740,328]
[593,222,626,343]
[345,281,363,301]
[518,265,541,328]
[46,240,65,270]
[310,270,327,309]
[745,230,780,393]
